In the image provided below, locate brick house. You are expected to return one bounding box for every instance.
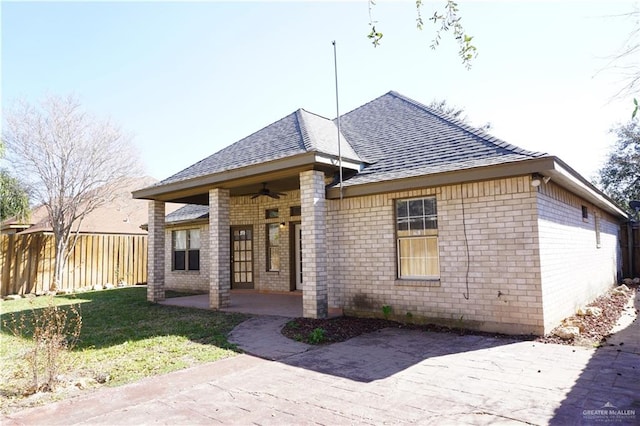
[133,91,627,335]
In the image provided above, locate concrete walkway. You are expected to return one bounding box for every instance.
[4,289,639,425]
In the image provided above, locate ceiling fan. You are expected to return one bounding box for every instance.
[251,182,286,199]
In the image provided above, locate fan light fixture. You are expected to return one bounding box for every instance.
[251,182,286,199]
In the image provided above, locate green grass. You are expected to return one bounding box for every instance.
[0,287,248,412]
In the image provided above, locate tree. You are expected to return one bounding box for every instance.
[597,120,640,212]
[428,99,492,132]
[0,140,31,221]
[0,169,30,221]
[2,95,142,289]
[367,0,477,69]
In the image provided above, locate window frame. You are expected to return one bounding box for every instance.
[172,228,200,271]
[395,196,440,280]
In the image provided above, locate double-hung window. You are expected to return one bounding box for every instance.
[172,229,200,271]
[396,197,439,279]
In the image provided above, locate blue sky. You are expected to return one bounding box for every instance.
[1,1,636,182]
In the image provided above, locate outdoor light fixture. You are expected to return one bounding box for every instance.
[280,222,286,228]
[531,174,550,187]
[530,174,542,187]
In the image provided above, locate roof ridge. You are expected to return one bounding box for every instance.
[159,110,305,185]
[387,91,547,158]
[294,109,313,151]
[298,109,363,162]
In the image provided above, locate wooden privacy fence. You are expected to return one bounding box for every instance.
[1,233,148,296]
[621,221,640,279]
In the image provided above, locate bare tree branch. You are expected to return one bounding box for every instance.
[2,95,142,289]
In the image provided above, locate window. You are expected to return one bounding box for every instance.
[396,197,439,279]
[172,229,200,271]
[582,205,589,221]
[266,223,280,271]
[290,206,301,217]
[265,208,279,219]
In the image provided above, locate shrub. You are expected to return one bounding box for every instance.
[3,295,82,393]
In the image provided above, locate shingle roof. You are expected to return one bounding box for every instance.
[159,109,361,186]
[154,91,547,190]
[337,91,547,186]
[165,204,209,223]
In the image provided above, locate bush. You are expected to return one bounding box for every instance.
[3,296,82,393]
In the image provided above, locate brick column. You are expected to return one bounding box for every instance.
[147,200,165,302]
[209,188,231,309]
[300,170,328,318]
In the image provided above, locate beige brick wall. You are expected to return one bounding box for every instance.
[147,201,166,302]
[229,190,302,292]
[327,176,545,335]
[537,182,620,332]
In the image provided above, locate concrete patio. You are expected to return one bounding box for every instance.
[159,291,303,317]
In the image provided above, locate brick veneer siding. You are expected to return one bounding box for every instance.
[537,182,621,332]
[327,177,545,335]
[164,222,210,293]
[147,200,166,302]
[229,190,302,292]
[300,170,328,318]
[163,190,305,294]
[209,188,231,309]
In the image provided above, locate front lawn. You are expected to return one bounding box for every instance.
[0,287,248,413]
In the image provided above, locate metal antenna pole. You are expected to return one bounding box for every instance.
[332,40,343,200]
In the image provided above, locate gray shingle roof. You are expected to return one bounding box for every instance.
[159,109,361,186]
[337,91,547,186]
[165,204,209,223]
[156,91,546,190]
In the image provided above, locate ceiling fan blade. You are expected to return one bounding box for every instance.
[269,193,280,199]
[251,194,260,199]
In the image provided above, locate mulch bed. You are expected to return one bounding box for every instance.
[281,284,638,346]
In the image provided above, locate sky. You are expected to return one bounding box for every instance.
[1,1,637,183]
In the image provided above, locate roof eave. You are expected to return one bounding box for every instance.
[327,156,627,220]
[328,157,556,199]
[132,151,363,202]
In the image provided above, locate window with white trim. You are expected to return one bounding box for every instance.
[396,197,439,279]
[172,229,200,271]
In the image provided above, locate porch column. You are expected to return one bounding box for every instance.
[147,200,165,302]
[300,170,328,319]
[209,188,231,309]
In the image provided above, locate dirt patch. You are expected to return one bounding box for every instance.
[537,284,638,346]
[282,284,638,346]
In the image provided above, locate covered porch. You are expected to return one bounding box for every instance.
[131,108,365,320]
[159,290,303,317]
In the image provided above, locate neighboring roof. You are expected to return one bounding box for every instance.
[165,204,209,224]
[337,91,547,187]
[1,176,177,235]
[158,109,361,186]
